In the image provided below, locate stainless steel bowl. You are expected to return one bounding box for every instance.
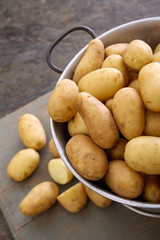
[48,17,160,218]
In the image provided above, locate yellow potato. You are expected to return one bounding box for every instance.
[73,39,104,85]
[48,79,79,122]
[128,70,138,83]
[19,181,59,216]
[152,51,160,63]
[57,182,87,213]
[112,87,145,140]
[124,136,160,175]
[142,175,160,203]
[78,68,124,102]
[123,39,153,71]
[7,148,40,182]
[48,158,74,184]
[66,135,108,181]
[18,113,46,150]
[105,43,128,57]
[139,62,160,112]
[104,160,144,199]
[75,92,119,149]
[49,138,60,157]
[144,111,160,137]
[84,185,112,208]
[102,54,128,86]
[68,112,89,137]
[106,138,128,160]
[105,98,113,113]
[128,78,140,93]
[154,43,160,54]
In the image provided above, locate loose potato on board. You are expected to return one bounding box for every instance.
[57,182,87,213]
[18,113,46,150]
[19,181,59,216]
[73,39,104,85]
[7,148,40,182]
[48,158,74,185]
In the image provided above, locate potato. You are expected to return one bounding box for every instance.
[124,136,160,175]
[68,112,89,137]
[138,62,160,112]
[78,68,124,102]
[105,43,128,57]
[84,185,112,208]
[123,39,153,71]
[102,54,128,86]
[104,160,144,199]
[152,51,160,63]
[49,138,60,157]
[7,148,40,181]
[18,113,46,150]
[48,79,79,122]
[128,78,140,93]
[73,39,104,85]
[128,70,138,83]
[48,158,74,184]
[106,138,128,160]
[154,43,160,54]
[57,182,87,213]
[75,92,119,149]
[19,181,59,216]
[105,98,113,113]
[142,175,160,203]
[66,135,108,181]
[112,87,145,140]
[144,111,160,137]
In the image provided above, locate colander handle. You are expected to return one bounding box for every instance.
[46,25,97,74]
[123,204,160,218]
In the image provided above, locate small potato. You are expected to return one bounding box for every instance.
[48,79,79,122]
[112,87,145,140]
[102,54,129,86]
[124,136,160,175]
[84,185,112,208]
[68,112,89,137]
[142,175,160,203]
[73,39,105,85]
[154,43,160,54]
[144,111,160,137]
[78,68,124,102]
[128,78,140,93]
[7,148,40,182]
[123,39,153,71]
[19,181,59,216]
[105,98,113,113]
[105,43,128,57]
[104,160,144,199]
[139,62,160,112]
[18,113,46,150]
[66,135,108,181]
[152,51,160,63]
[75,92,119,149]
[57,182,87,213]
[49,138,60,157]
[106,138,128,160]
[128,70,138,83]
[48,158,74,185]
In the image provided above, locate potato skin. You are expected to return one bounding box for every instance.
[105,43,128,57]
[68,112,89,137]
[104,160,144,199]
[124,136,160,175]
[7,148,40,181]
[66,135,108,181]
[112,87,145,140]
[144,111,160,137]
[75,92,119,149]
[106,138,128,160]
[49,138,60,157]
[142,175,160,203]
[73,39,104,85]
[19,181,59,216]
[78,68,124,102]
[18,113,46,150]
[139,62,160,112]
[48,79,79,122]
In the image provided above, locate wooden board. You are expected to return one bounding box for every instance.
[1,92,160,240]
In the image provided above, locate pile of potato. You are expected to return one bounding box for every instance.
[48,39,160,203]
